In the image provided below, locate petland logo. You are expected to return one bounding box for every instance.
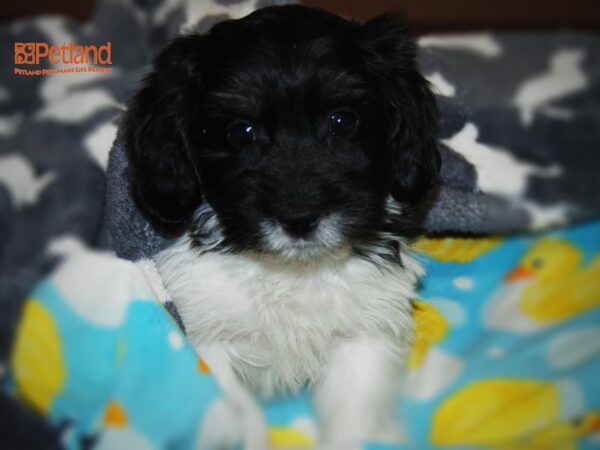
[14,42,113,76]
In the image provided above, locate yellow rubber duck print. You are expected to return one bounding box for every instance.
[409,301,449,370]
[485,238,600,332]
[517,411,600,450]
[432,379,600,450]
[413,235,503,263]
[511,238,600,323]
[270,426,314,449]
[10,299,66,414]
[432,379,560,446]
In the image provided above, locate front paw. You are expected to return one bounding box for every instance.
[198,398,269,450]
[241,404,269,450]
[198,399,241,450]
[317,440,362,450]
[317,423,405,450]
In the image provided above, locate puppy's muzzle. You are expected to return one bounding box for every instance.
[277,211,320,238]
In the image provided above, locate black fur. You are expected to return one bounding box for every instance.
[123,5,440,253]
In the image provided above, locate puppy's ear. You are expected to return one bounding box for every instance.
[359,15,440,206]
[123,35,205,237]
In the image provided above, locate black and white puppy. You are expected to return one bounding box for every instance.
[124,5,439,449]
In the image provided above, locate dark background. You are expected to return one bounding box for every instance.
[1,0,600,32]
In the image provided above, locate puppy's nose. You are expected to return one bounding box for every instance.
[279,212,319,238]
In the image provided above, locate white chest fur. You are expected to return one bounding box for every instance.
[155,237,421,398]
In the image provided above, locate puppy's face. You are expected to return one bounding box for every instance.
[125,6,439,260]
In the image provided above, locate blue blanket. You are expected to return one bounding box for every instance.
[6,220,600,449]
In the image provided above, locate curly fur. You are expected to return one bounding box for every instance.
[123,5,439,449]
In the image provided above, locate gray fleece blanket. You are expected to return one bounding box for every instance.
[1,0,600,364]
[107,29,600,259]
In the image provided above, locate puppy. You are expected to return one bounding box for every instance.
[123,5,439,449]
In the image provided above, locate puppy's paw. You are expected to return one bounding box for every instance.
[198,399,242,450]
[317,423,406,450]
[317,441,362,450]
[198,398,269,450]
[240,401,269,450]
[369,421,407,444]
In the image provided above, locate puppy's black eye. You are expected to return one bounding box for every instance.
[329,111,358,137]
[227,121,255,147]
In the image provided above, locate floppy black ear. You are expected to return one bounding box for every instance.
[123,35,205,237]
[359,15,440,206]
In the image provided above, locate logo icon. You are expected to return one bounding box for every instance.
[14,43,36,64]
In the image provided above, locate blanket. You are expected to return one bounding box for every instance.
[5,223,600,449]
[1,0,600,448]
